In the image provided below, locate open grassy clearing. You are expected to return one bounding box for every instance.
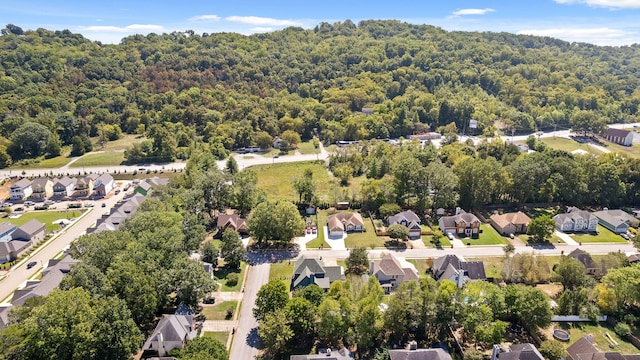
[252,161,330,202]
[599,138,640,159]
[269,261,294,284]
[4,210,83,232]
[92,134,147,151]
[202,331,230,346]
[297,140,319,155]
[70,152,125,167]
[538,138,603,155]
[201,301,237,321]
[261,148,294,157]
[569,225,627,243]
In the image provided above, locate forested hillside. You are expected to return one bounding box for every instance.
[1,20,640,164]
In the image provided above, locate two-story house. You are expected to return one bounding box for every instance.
[29,178,52,201]
[92,173,114,197]
[73,174,97,198]
[438,209,481,237]
[553,207,598,232]
[291,256,344,291]
[370,253,419,293]
[387,210,422,239]
[9,179,32,201]
[52,177,76,198]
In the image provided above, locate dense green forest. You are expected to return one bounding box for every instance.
[1,20,640,165]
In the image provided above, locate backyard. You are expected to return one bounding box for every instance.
[555,323,638,354]
[253,161,330,202]
[569,225,627,243]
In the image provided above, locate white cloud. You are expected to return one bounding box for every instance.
[451,8,495,17]
[517,27,636,45]
[554,0,640,8]
[225,16,302,27]
[188,14,221,22]
[81,24,163,33]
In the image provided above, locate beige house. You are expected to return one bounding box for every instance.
[30,178,53,200]
[327,212,364,237]
[489,211,532,235]
[73,175,97,198]
[370,253,419,293]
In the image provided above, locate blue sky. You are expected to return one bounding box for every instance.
[2,0,640,45]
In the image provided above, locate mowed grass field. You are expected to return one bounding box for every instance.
[253,161,331,202]
[5,210,83,232]
[70,152,125,167]
[538,137,603,155]
[569,225,627,243]
[92,134,147,151]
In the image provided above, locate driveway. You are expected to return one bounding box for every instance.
[554,230,579,246]
[229,262,270,360]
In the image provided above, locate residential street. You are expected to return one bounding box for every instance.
[229,262,270,360]
[0,188,127,303]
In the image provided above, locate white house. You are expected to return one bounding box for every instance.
[141,315,196,358]
[553,207,598,232]
[52,177,76,198]
[9,179,32,201]
[93,173,114,197]
[327,212,364,238]
[387,210,422,239]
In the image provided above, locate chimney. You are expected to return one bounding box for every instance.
[455,207,461,215]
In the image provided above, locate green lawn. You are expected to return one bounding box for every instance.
[4,210,83,232]
[70,152,125,167]
[599,139,640,159]
[407,259,432,275]
[569,225,627,243]
[344,216,385,248]
[466,255,563,279]
[202,331,230,346]
[201,301,237,321]
[253,161,330,202]
[93,134,148,151]
[559,323,638,354]
[11,155,74,169]
[306,210,329,249]
[538,138,603,155]
[269,261,294,284]
[297,140,320,155]
[460,224,510,246]
[215,262,247,292]
[422,235,451,248]
[261,148,294,157]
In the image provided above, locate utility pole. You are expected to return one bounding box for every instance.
[554,124,557,138]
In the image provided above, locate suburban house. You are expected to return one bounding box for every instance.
[370,253,419,293]
[438,209,481,237]
[593,209,639,234]
[431,254,486,288]
[87,194,146,234]
[568,249,599,276]
[134,181,152,196]
[388,210,422,239]
[9,179,32,201]
[52,177,76,198]
[489,211,532,235]
[73,174,96,198]
[290,348,353,360]
[291,256,344,291]
[567,335,640,360]
[0,254,78,329]
[327,212,365,237]
[272,137,284,149]
[216,214,248,234]
[141,314,197,358]
[0,220,45,264]
[553,207,598,232]
[389,343,452,360]
[491,343,544,360]
[30,178,53,200]
[92,173,114,197]
[603,127,633,146]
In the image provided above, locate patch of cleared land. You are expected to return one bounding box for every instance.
[4,210,84,232]
[253,161,330,202]
[70,152,125,167]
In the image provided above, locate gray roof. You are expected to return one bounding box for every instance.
[0,306,10,329]
[55,176,76,187]
[567,335,599,360]
[554,207,597,225]
[593,209,638,228]
[146,177,170,186]
[292,256,343,289]
[11,255,78,306]
[138,181,152,191]
[0,222,17,236]
[142,315,196,350]
[31,177,51,188]
[498,344,544,360]
[439,210,480,229]
[11,178,32,189]
[605,128,631,139]
[568,248,596,269]
[389,348,452,360]
[14,219,45,239]
[388,210,421,229]
[93,173,113,190]
[291,348,352,360]
[432,254,485,281]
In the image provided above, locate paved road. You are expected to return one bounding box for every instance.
[229,262,270,360]
[0,188,128,303]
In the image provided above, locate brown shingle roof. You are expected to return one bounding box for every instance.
[605,128,631,139]
[491,211,531,228]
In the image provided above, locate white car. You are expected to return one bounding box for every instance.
[84,203,94,208]
[44,200,55,205]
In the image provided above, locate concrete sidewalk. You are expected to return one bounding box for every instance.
[554,230,579,246]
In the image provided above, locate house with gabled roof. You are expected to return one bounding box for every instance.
[141,314,197,358]
[370,253,419,293]
[567,334,640,360]
[52,177,76,198]
[0,220,45,263]
[216,214,248,234]
[593,209,638,234]
[291,256,344,291]
[327,212,364,238]
[568,249,600,276]
[9,179,32,200]
[30,178,52,200]
[388,210,422,239]
[432,254,486,288]
[92,173,114,197]
[134,181,152,196]
[603,128,633,146]
[490,211,532,235]
[491,343,544,360]
[73,175,96,198]
[553,207,598,232]
[438,209,481,238]
[389,346,453,360]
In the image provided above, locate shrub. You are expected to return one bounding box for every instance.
[225,306,234,320]
[615,322,632,337]
[226,272,239,287]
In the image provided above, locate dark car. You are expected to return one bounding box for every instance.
[101,203,107,208]
[203,297,216,304]
[26,261,37,269]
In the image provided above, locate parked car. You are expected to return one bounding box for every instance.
[84,203,94,208]
[115,189,121,194]
[24,201,35,206]
[44,200,55,205]
[15,207,24,211]
[101,203,107,208]
[2,202,13,207]
[621,233,630,240]
[26,261,37,269]
[203,297,216,304]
